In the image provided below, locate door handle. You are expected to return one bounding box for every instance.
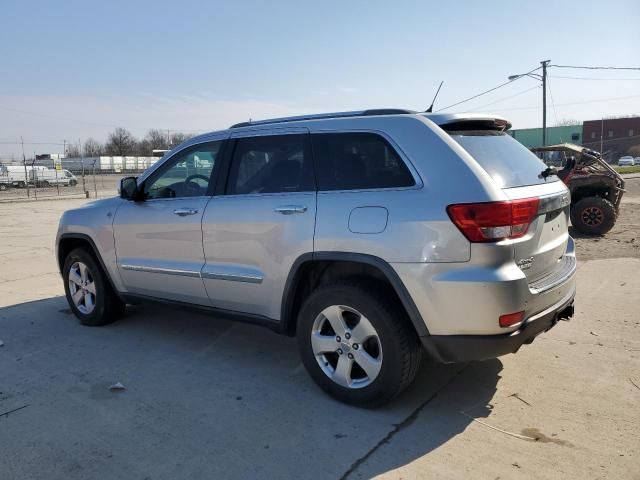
[173,208,199,216]
[274,205,307,215]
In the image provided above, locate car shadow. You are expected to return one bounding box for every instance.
[0,297,502,480]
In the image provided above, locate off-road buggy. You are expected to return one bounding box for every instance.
[532,143,625,235]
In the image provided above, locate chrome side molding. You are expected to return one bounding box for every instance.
[121,264,201,278]
[120,262,265,284]
[201,264,264,284]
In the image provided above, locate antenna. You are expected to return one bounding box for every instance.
[425,81,444,113]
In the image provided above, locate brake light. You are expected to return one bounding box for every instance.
[499,311,525,328]
[447,198,540,242]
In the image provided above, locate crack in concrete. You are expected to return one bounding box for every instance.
[339,364,469,480]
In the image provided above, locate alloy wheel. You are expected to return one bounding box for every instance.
[68,261,97,314]
[311,305,383,389]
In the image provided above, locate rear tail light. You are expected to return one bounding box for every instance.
[499,311,525,328]
[447,198,540,242]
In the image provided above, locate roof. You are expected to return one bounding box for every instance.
[229,109,512,131]
[530,143,586,154]
[229,109,416,128]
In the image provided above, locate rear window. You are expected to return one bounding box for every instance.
[450,131,557,188]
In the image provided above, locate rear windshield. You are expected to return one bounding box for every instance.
[449,130,558,188]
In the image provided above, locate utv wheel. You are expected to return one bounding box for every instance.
[63,248,125,326]
[571,197,616,235]
[297,282,421,407]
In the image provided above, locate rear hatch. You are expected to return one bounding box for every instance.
[446,127,571,283]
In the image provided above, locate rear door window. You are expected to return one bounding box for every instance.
[312,132,415,191]
[226,134,314,194]
[450,131,557,188]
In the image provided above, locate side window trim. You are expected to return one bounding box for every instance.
[310,130,422,193]
[141,139,227,201]
[222,132,315,196]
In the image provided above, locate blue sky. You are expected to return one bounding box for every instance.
[0,0,638,156]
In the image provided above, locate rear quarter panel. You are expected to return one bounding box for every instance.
[309,116,504,263]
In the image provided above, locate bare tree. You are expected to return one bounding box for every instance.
[137,129,169,156]
[169,132,193,148]
[105,128,137,156]
[83,138,103,157]
[554,118,581,127]
[66,143,81,157]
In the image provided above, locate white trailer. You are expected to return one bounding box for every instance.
[1,165,36,188]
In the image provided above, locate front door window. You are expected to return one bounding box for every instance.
[145,142,221,199]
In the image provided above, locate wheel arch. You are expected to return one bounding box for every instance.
[280,252,429,338]
[570,182,615,204]
[57,233,123,300]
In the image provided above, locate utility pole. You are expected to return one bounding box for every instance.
[21,136,30,198]
[541,60,550,146]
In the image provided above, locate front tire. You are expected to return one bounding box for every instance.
[571,196,616,235]
[63,248,125,326]
[297,282,421,407]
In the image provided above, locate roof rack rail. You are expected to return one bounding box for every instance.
[230,108,416,129]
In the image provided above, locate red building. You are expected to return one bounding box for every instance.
[582,117,640,162]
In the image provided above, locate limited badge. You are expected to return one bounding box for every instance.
[517,256,534,270]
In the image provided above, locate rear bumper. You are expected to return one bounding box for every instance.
[420,294,575,363]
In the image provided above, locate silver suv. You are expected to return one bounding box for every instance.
[56,110,576,406]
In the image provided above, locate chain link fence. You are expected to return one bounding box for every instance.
[0,156,160,202]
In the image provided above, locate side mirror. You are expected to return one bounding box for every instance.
[119,177,140,200]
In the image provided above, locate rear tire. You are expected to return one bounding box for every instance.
[571,196,616,235]
[63,248,125,326]
[297,282,422,407]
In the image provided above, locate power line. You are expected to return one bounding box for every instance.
[550,64,640,71]
[437,63,640,113]
[550,75,640,81]
[486,94,640,112]
[0,141,66,145]
[435,66,541,112]
[467,85,541,111]
[546,77,560,126]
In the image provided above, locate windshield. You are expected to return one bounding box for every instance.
[450,130,558,188]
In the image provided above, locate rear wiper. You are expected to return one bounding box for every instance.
[540,166,557,178]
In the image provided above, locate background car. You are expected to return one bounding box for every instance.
[618,156,635,166]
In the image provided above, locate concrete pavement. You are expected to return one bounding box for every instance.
[0,199,638,479]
